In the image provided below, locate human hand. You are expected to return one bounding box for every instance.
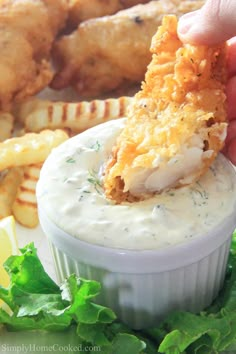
[177,0,236,165]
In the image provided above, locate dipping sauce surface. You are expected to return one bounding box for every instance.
[37,119,236,250]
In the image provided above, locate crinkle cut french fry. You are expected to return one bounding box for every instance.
[0,112,14,142]
[0,129,68,171]
[14,98,47,124]
[19,96,134,133]
[14,127,27,138]
[12,164,42,228]
[0,167,23,219]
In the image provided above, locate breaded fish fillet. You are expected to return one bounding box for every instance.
[0,0,68,110]
[51,0,204,97]
[68,0,151,28]
[103,15,227,203]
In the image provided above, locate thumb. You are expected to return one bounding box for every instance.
[178,0,236,45]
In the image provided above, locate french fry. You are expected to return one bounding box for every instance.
[0,129,68,171]
[14,98,43,124]
[0,168,23,219]
[12,164,41,228]
[0,112,14,142]
[14,127,27,137]
[16,96,134,133]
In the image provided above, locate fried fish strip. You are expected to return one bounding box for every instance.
[0,168,23,219]
[103,15,227,203]
[68,0,150,28]
[15,96,134,133]
[51,0,204,97]
[0,0,68,110]
[12,164,42,228]
[0,129,68,171]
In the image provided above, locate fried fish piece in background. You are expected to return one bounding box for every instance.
[51,0,204,98]
[0,0,68,110]
[68,0,151,28]
[103,15,227,203]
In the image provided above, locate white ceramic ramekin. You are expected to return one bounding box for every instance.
[38,159,236,330]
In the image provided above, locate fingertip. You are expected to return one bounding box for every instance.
[178,12,195,36]
[178,7,236,46]
[178,19,224,46]
[177,11,202,44]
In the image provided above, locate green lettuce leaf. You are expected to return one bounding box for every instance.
[2,232,236,354]
[152,231,236,354]
[63,275,116,324]
[0,243,147,354]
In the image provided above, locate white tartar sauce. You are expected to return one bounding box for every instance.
[37,119,236,250]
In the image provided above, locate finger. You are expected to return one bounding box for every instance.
[178,0,236,45]
[226,76,236,120]
[227,138,236,165]
[225,120,236,145]
[227,37,236,77]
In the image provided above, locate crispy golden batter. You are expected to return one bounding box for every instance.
[0,0,68,110]
[68,0,150,28]
[51,0,204,97]
[104,15,227,203]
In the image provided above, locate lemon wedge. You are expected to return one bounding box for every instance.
[0,216,18,296]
